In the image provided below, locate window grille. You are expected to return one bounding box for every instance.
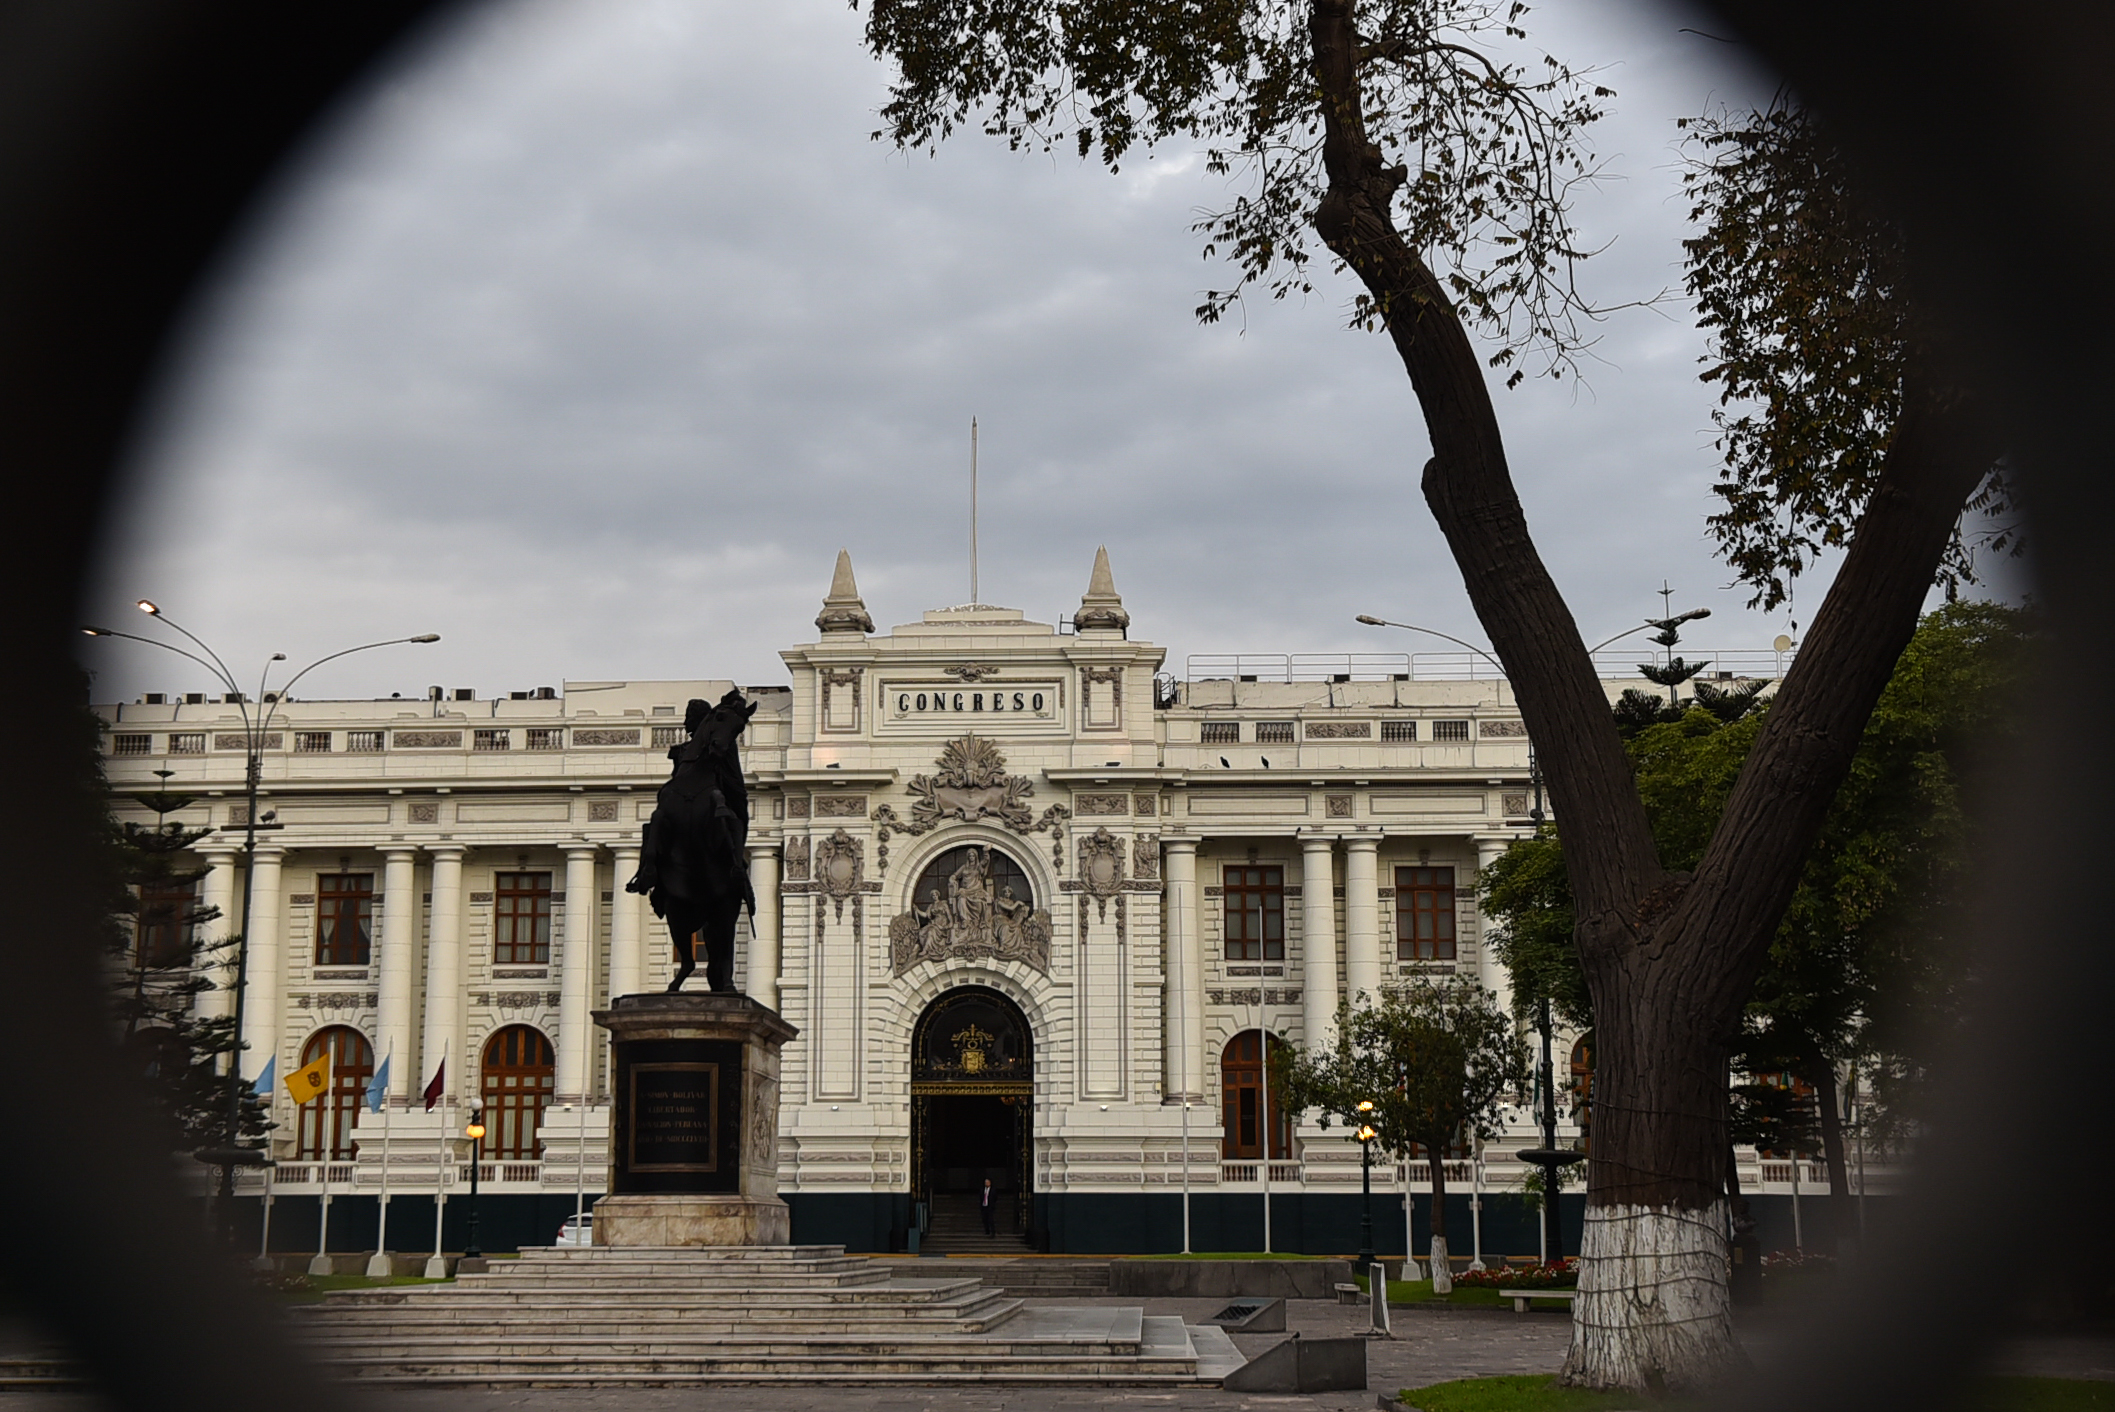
[167,732,205,754]
[1200,721,1240,745]
[1381,720,1417,742]
[651,725,684,748]
[526,728,563,751]
[1255,721,1295,744]
[112,733,151,756]
[1432,719,1470,741]
[346,730,384,753]
[473,728,511,752]
[295,731,332,753]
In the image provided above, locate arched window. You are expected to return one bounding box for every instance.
[1220,1030,1293,1160]
[295,1026,373,1160]
[480,1025,555,1162]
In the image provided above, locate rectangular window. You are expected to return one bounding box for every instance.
[526,728,563,751]
[347,730,384,753]
[1432,719,1470,742]
[473,728,511,752]
[493,871,553,965]
[1200,721,1240,745]
[314,873,375,967]
[1255,721,1295,744]
[1395,866,1457,960]
[1223,865,1285,961]
[168,732,205,755]
[295,731,332,753]
[1381,720,1417,742]
[135,877,199,968]
[112,733,152,756]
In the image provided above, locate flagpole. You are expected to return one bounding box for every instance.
[307,1048,337,1278]
[251,1057,277,1272]
[425,1048,450,1279]
[367,1045,394,1277]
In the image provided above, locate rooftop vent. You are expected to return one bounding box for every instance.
[535,686,557,700]
[184,692,204,705]
[453,688,475,701]
[143,693,166,705]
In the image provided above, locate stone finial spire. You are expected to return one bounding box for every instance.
[815,549,875,634]
[1073,545,1131,635]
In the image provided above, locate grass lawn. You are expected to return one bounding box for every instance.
[270,1273,452,1303]
[1393,1375,2115,1412]
[1354,1275,1572,1309]
[1124,1251,1331,1260]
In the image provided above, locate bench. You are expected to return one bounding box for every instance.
[1334,1283,1362,1306]
[1504,1288,1578,1313]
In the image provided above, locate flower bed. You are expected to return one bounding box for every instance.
[1454,1258,1579,1290]
[1761,1248,1836,1274]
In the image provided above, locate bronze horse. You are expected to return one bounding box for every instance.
[625,689,758,993]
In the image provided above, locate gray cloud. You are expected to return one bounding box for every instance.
[89,0,1944,706]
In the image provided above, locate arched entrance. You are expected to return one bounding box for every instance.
[481,1024,555,1161]
[296,1025,374,1161]
[911,985,1032,1240]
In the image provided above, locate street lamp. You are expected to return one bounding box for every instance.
[1515,996,1586,1267]
[80,609,439,1225]
[1355,1100,1379,1269]
[1353,616,1507,678]
[464,1110,486,1260]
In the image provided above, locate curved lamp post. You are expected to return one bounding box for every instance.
[81,606,438,1216]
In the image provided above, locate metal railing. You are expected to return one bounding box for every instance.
[1182,648,1795,686]
[1758,1160,1829,1186]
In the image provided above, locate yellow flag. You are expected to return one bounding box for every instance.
[285,1052,332,1105]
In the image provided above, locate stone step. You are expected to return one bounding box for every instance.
[302,1298,1026,1337]
[304,1284,1000,1314]
[322,1358,1208,1385]
[444,1271,895,1290]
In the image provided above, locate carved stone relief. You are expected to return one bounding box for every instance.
[409,802,440,823]
[1132,794,1157,816]
[1075,793,1128,816]
[1307,721,1372,739]
[815,795,867,818]
[886,844,1052,976]
[942,663,998,681]
[783,836,811,882]
[1079,827,1124,921]
[588,800,619,822]
[816,828,863,921]
[1132,834,1160,879]
[392,730,459,749]
[574,728,641,746]
[1502,792,1531,817]
[1325,794,1354,818]
[786,796,811,819]
[1480,720,1529,738]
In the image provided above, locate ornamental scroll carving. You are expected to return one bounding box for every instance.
[1079,827,1124,921]
[942,663,999,681]
[815,829,863,921]
[873,735,1074,875]
[887,844,1052,976]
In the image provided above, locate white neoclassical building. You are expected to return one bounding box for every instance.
[100,550,1804,1256]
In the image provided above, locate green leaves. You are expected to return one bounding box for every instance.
[1680,101,2014,609]
[860,0,1612,379]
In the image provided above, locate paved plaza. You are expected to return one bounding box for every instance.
[11,1292,2115,1412]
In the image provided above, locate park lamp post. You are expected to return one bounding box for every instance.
[464,1110,486,1261]
[1515,996,1586,1268]
[80,606,438,1216]
[1355,1100,1379,1269]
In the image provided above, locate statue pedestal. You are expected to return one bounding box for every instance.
[590,993,798,1247]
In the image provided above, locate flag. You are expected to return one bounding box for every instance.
[365,1054,391,1114]
[250,1055,276,1098]
[422,1059,446,1112]
[285,1051,331,1105]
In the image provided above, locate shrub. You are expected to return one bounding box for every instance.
[1454,1258,1579,1289]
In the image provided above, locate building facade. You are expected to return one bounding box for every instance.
[100,551,1813,1255]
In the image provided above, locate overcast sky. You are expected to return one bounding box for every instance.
[81,0,1997,705]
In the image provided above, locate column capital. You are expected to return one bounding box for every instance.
[427,843,467,860]
[1162,837,1200,857]
[744,840,779,859]
[562,840,601,858]
[1344,835,1380,855]
[381,844,420,859]
[1299,834,1335,853]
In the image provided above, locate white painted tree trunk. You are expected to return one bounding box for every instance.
[1429,1235,1452,1295]
[1560,1202,1745,1394]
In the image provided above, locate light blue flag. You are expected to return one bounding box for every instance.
[365,1055,392,1113]
[250,1054,275,1098]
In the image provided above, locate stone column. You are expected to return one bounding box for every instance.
[375,847,419,1100]
[1474,836,1515,1016]
[1300,835,1339,1051]
[558,844,600,1103]
[609,845,643,1003]
[747,843,782,1012]
[420,847,466,1099]
[1344,836,1382,1008]
[1162,838,1205,1102]
[193,845,239,1021]
[239,847,286,1071]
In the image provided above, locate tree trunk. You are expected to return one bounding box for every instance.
[1428,1151,1452,1294]
[1812,1057,1851,1248]
[1301,0,1998,1390]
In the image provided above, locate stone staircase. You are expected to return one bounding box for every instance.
[904,1257,1114,1300]
[920,1192,1033,1254]
[293,1245,1241,1386]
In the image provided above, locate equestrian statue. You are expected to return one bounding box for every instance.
[625,689,758,994]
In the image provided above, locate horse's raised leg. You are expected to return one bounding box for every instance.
[703,893,742,993]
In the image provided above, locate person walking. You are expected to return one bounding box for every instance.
[980,1178,997,1237]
